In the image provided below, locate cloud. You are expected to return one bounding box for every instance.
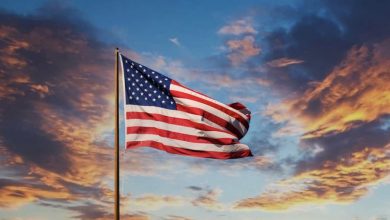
[218,18,257,35]
[29,84,50,97]
[129,194,186,211]
[68,203,150,220]
[266,57,304,68]
[0,4,121,217]
[187,186,203,191]
[250,156,276,169]
[239,39,390,211]
[293,115,390,173]
[235,143,390,211]
[169,37,181,46]
[205,74,269,88]
[324,0,390,44]
[226,36,261,66]
[210,155,280,174]
[256,0,390,93]
[163,215,193,220]
[0,178,74,209]
[266,40,390,138]
[256,16,348,93]
[192,188,224,210]
[148,55,191,81]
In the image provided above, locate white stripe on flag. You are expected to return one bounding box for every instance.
[125,134,249,152]
[126,119,237,139]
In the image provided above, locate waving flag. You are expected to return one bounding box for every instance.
[120,54,252,159]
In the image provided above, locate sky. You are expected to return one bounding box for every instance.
[0,0,389,220]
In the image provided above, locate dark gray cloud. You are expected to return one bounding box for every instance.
[1,104,72,173]
[257,0,390,93]
[295,115,390,173]
[0,2,120,217]
[254,0,390,173]
[324,0,390,44]
[0,4,112,174]
[187,186,203,191]
[266,15,347,81]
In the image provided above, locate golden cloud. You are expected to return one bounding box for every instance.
[0,183,75,209]
[266,40,390,138]
[0,91,115,209]
[0,12,119,212]
[0,26,31,101]
[235,143,390,211]
[239,40,390,211]
[0,9,218,220]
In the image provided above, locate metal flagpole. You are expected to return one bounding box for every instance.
[114,48,120,220]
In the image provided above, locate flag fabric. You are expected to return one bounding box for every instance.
[120,54,252,159]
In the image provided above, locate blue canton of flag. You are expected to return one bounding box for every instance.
[121,56,177,110]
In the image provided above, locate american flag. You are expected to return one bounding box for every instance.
[120,54,252,159]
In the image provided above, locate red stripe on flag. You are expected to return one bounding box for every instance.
[127,126,238,145]
[126,140,253,159]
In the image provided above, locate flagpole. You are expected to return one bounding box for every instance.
[114,48,120,220]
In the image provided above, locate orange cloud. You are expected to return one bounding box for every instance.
[0,10,121,215]
[267,57,304,68]
[0,26,29,68]
[227,36,261,66]
[0,98,115,208]
[0,183,74,209]
[0,8,196,220]
[0,26,31,100]
[235,143,390,211]
[218,18,257,35]
[266,40,390,138]
[29,84,50,97]
[238,40,390,211]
